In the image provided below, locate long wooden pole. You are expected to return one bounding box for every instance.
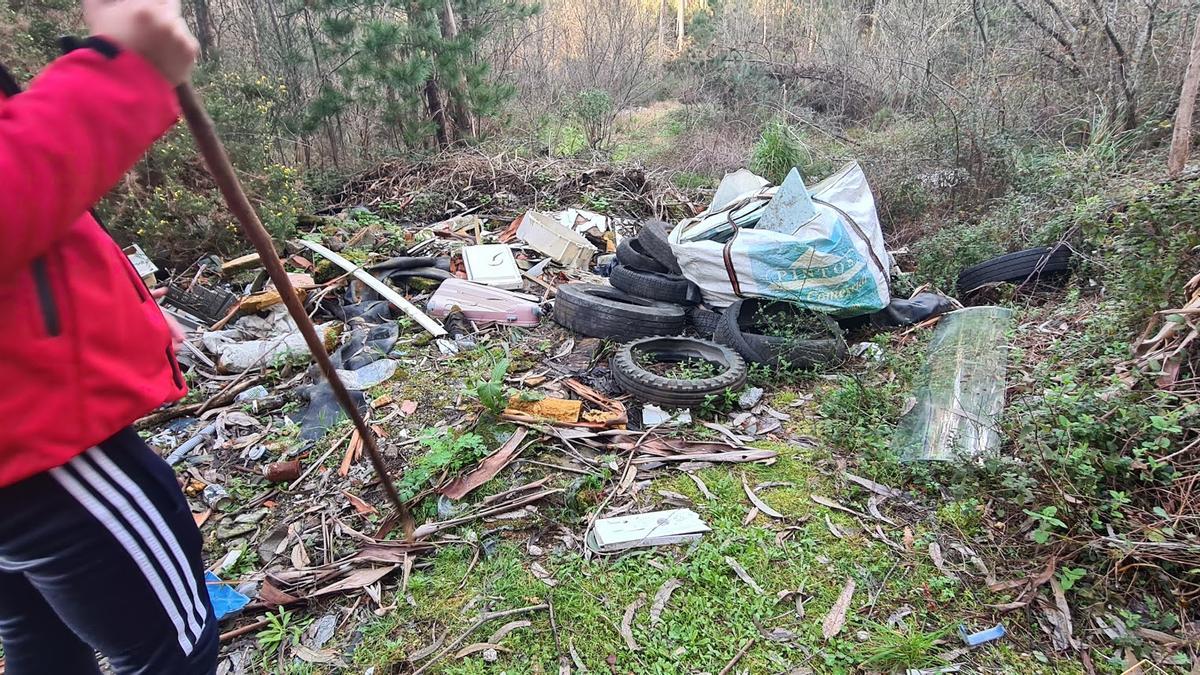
[175,84,413,537]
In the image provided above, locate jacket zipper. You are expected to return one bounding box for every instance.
[31,257,62,337]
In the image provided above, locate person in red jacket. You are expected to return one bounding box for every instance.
[0,0,217,672]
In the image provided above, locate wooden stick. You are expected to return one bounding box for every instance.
[176,85,412,537]
[219,618,270,642]
[718,638,754,675]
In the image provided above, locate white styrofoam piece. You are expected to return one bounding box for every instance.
[516,211,597,269]
[588,508,710,552]
[463,244,523,289]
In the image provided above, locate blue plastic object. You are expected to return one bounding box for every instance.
[959,623,1006,646]
[205,571,251,621]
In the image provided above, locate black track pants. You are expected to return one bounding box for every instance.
[0,428,217,674]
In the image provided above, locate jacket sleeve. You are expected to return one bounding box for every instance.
[0,43,179,280]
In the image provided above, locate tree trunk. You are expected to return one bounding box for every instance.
[439,0,476,140]
[1169,12,1200,177]
[676,0,685,52]
[658,0,667,53]
[190,0,214,62]
[425,77,450,147]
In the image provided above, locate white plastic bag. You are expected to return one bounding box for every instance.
[669,162,891,316]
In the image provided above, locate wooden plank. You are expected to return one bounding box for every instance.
[296,239,447,337]
[221,252,263,274]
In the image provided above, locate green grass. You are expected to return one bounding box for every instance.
[339,437,1067,674]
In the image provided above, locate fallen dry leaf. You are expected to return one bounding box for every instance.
[725,556,765,595]
[440,428,529,500]
[650,579,682,625]
[744,474,784,518]
[929,541,956,579]
[821,577,856,640]
[343,490,378,515]
[811,494,870,521]
[687,473,715,500]
[529,562,558,587]
[312,565,397,597]
[620,594,646,651]
[454,643,510,660]
[903,527,915,551]
[488,620,531,644]
[843,472,903,499]
[742,506,759,526]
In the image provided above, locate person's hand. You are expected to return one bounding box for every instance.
[83,0,199,85]
[150,287,186,351]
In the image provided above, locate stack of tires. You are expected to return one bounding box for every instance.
[552,221,748,408]
[553,220,721,341]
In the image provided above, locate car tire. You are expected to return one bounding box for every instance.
[688,306,722,338]
[637,219,683,275]
[611,336,748,408]
[610,263,701,305]
[956,245,1072,295]
[713,299,847,369]
[553,283,686,341]
[616,238,668,273]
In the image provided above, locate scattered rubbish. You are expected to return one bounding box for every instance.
[336,358,398,390]
[123,243,160,285]
[427,279,540,327]
[235,385,270,402]
[587,509,710,553]
[164,283,239,326]
[714,299,847,369]
[893,306,1014,461]
[850,341,885,360]
[640,404,692,427]
[263,459,302,483]
[870,292,956,328]
[738,387,764,410]
[167,423,217,465]
[297,238,447,337]
[220,251,263,274]
[463,244,523,289]
[516,210,597,268]
[709,168,769,213]
[553,283,685,340]
[959,623,1006,646]
[504,396,581,423]
[821,577,856,640]
[201,306,336,372]
[202,483,230,509]
[206,572,251,621]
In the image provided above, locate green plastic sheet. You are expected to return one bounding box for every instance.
[893,306,1014,461]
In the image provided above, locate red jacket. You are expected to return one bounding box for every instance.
[0,41,188,487]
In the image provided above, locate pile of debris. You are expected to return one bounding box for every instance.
[128,157,1089,670]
